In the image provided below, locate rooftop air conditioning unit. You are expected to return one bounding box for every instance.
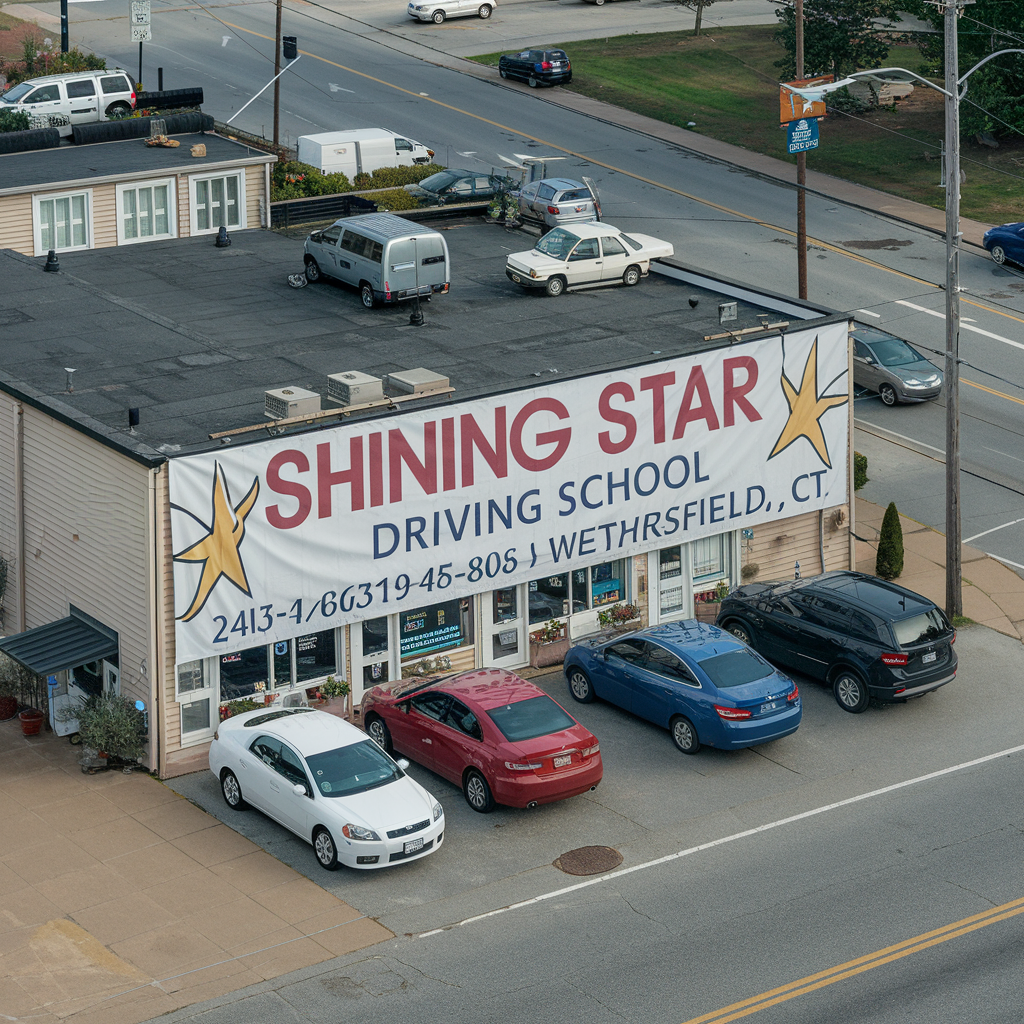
[386,368,450,395]
[265,386,321,420]
[326,371,384,407]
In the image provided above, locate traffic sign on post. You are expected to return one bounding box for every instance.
[130,0,152,42]
[786,117,819,154]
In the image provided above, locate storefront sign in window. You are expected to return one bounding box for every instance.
[399,599,468,658]
[219,646,268,702]
[295,630,336,683]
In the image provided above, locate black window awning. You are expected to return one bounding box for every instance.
[0,613,119,676]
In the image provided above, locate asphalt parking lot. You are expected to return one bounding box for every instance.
[165,626,1022,941]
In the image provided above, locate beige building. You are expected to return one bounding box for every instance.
[0,225,855,778]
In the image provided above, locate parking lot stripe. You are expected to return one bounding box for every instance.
[417,741,1024,939]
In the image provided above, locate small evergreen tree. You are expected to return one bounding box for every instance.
[875,501,904,580]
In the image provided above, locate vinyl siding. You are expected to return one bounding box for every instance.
[742,505,851,583]
[156,464,181,763]
[90,182,117,249]
[0,195,34,256]
[0,393,20,632]
[245,167,263,229]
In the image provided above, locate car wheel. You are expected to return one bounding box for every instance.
[478,3,491,16]
[991,244,1006,265]
[596,0,605,5]
[304,257,321,283]
[832,669,870,714]
[500,68,508,78]
[365,714,393,755]
[220,769,247,810]
[623,264,641,287]
[463,768,495,813]
[105,101,132,117]
[545,276,566,297]
[724,620,754,646]
[528,75,539,88]
[567,668,594,703]
[313,826,340,870]
[879,383,898,406]
[670,715,700,754]
[432,9,445,22]
[360,283,376,308]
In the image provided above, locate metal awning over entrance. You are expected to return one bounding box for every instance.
[0,611,118,675]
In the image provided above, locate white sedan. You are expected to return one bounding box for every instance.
[505,222,674,297]
[209,707,445,870]
[407,0,494,23]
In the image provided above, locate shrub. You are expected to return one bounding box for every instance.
[3,42,105,86]
[854,451,868,491]
[353,163,444,190]
[597,603,641,627]
[0,109,30,133]
[368,188,421,212]
[270,161,352,201]
[875,501,904,580]
[62,692,146,760]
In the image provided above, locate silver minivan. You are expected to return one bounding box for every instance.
[303,213,451,308]
[0,69,136,136]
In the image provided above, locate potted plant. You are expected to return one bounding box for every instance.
[314,675,351,717]
[529,618,570,668]
[63,692,146,763]
[694,580,730,624]
[0,652,21,722]
[219,697,263,721]
[596,602,642,632]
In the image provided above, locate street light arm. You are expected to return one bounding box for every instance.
[958,49,1024,99]
[847,68,952,98]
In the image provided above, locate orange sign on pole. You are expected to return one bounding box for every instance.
[780,75,833,124]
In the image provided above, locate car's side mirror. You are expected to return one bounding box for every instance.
[310,231,322,243]
[397,758,410,770]
[292,783,307,797]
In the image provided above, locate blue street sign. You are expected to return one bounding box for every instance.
[787,117,819,154]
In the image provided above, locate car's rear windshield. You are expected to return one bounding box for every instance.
[558,188,591,201]
[487,695,576,742]
[304,739,403,797]
[419,171,459,192]
[892,609,950,646]
[699,649,774,689]
[1,82,33,103]
[536,228,580,259]
[620,232,643,251]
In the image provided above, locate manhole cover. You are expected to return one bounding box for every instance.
[553,846,623,876]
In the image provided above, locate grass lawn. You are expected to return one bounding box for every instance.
[474,26,1024,225]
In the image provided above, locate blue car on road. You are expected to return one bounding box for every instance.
[563,621,801,754]
[982,221,1024,267]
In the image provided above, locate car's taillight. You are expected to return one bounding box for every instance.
[787,685,799,703]
[951,630,956,645]
[715,705,752,720]
[540,61,552,69]
[130,91,136,107]
[505,761,542,771]
[880,652,908,666]
[582,742,600,757]
[547,205,560,214]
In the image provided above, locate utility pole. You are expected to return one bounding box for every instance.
[273,0,283,146]
[795,0,807,300]
[942,0,964,619]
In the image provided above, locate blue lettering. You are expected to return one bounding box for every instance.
[581,474,603,509]
[374,523,400,558]
[558,481,577,517]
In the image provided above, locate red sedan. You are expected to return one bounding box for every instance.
[361,669,603,813]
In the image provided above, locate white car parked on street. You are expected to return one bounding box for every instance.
[407,0,494,23]
[209,706,445,870]
[505,222,674,296]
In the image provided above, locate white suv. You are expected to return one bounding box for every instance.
[0,69,136,136]
[407,0,494,23]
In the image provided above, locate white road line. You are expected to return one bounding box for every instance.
[895,300,1024,352]
[983,444,1024,465]
[964,517,1024,543]
[855,421,945,456]
[856,309,881,318]
[417,742,1024,939]
[990,553,1024,571]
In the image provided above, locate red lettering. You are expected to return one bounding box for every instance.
[723,356,761,427]
[640,371,675,444]
[441,417,457,491]
[672,366,721,439]
[265,450,311,529]
[388,424,437,502]
[317,437,364,517]
[598,382,636,455]
[510,398,571,472]
[369,433,383,507]
[461,408,507,486]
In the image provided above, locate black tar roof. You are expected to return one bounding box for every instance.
[0,218,841,466]
[0,133,273,193]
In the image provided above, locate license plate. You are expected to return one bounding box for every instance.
[554,754,572,768]
[404,837,424,854]
[922,651,937,664]
[511,273,521,283]
[760,701,779,715]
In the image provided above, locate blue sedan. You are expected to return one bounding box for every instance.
[562,622,801,754]
[982,222,1024,267]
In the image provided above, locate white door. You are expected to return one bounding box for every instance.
[484,585,526,668]
[599,234,631,281]
[350,615,396,708]
[103,661,120,696]
[177,659,217,745]
[650,544,693,625]
[65,78,100,125]
[565,237,603,285]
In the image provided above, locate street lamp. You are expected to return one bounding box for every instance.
[784,42,1024,621]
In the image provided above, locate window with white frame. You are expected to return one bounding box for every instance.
[191,172,244,233]
[117,179,175,243]
[34,191,91,255]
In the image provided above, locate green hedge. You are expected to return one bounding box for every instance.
[0,109,30,134]
[875,501,904,580]
[352,163,444,190]
[367,188,422,212]
[853,451,868,491]
[271,161,445,202]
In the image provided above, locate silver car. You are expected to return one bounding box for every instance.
[407,0,494,22]
[852,324,943,405]
[516,176,601,228]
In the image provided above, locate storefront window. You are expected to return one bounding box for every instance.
[399,599,473,659]
[571,569,590,612]
[692,535,730,585]
[272,641,291,685]
[295,630,337,683]
[177,660,205,696]
[493,588,518,623]
[659,546,685,615]
[362,617,389,657]
[590,560,625,607]
[529,574,568,624]
[219,646,268,702]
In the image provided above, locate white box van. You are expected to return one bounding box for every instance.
[297,129,434,177]
[0,69,136,136]
[303,212,450,308]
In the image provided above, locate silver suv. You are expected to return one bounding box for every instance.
[516,177,601,228]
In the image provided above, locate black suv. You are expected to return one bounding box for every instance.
[498,49,572,88]
[715,571,956,713]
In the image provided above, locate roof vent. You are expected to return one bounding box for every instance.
[718,301,738,323]
[265,386,320,420]
[326,371,384,407]
[386,367,450,395]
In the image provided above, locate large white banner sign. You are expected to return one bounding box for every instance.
[170,323,849,662]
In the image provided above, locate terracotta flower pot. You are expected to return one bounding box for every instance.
[18,708,45,736]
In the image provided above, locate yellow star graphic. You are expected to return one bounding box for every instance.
[768,338,848,468]
[174,463,260,622]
